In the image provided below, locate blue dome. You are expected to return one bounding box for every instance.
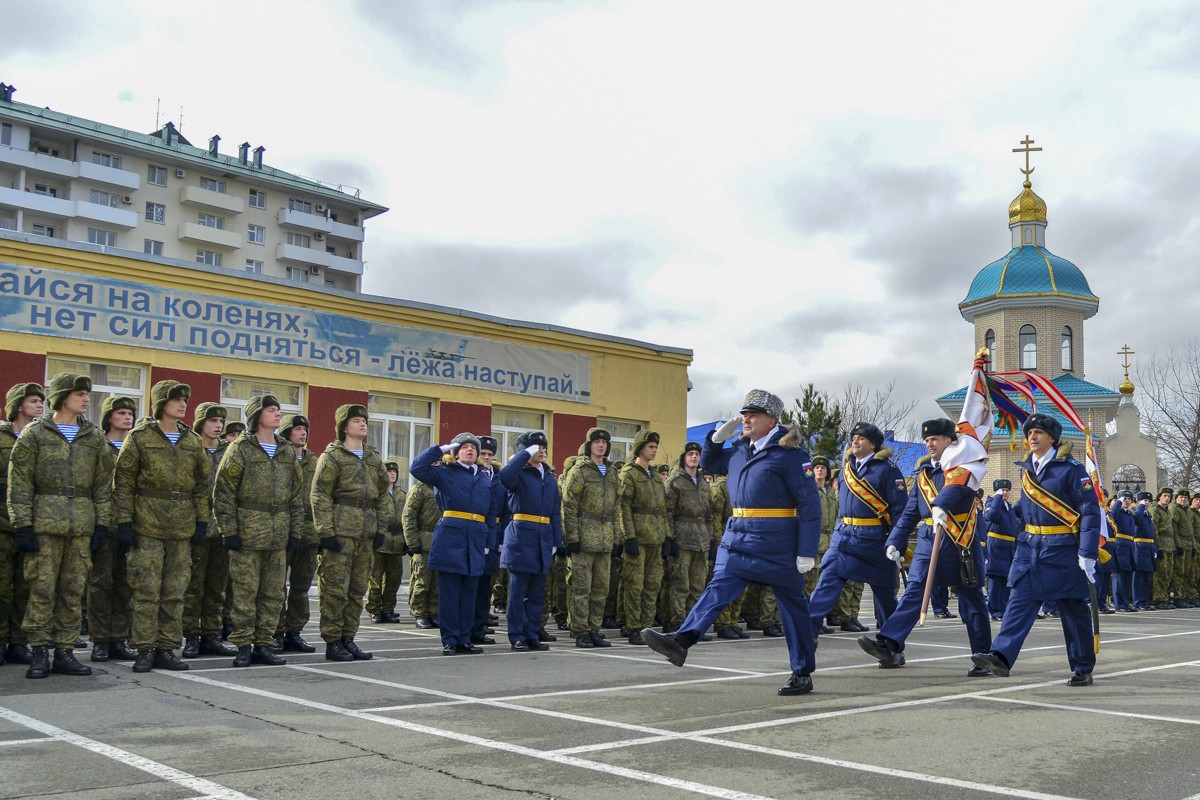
[961,245,1097,307]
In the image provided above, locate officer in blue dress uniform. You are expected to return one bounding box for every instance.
[1110,491,1138,612]
[499,431,562,652]
[1132,492,1158,610]
[807,422,909,642]
[1093,493,1120,613]
[470,436,505,644]
[982,479,1020,620]
[642,389,821,696]
[410,432,494,655]
[857,418,991,674]
[972,414,1100,686]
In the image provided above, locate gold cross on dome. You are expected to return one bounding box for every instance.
[1118,344,1135,376]
[1013,135,1042,178]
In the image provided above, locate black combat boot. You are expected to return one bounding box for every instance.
[6,643,32,664]
[52,649,92,676]
[182,636,201,658]
[252,645,287,666]
[25,646,50,679]
[199,634,237,656]
[271,632,284,653]
[153,649,189,671]
[325,640,353,662]
[342,638,373,660]
[109,640,137,660]
[132,648,155,673]
[91,642,110,662]
[537,628,557,642]
[0,641,5,666]
[282,632,316,653]
[232,645,253,668]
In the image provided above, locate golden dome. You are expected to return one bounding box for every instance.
[1009,180,1047,225]
[1119,375,1135,396]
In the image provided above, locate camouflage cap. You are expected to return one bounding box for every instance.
[587,427,611,442]
[656,463,670,474]
[677,440,702,467]
[811,455,831,469]
[740,389,784,420]
[384,460,400,472]
[47,372,92,411]
[1177,488,1192,500]
[5,382,44,421]
[631,429,660,457]
[224,422,247,438]
[280,413,309,438]
[191,402,227,433]
[514,430,548,450]
[101,395,138,432]
[244,394,280,432]
[150,380,190,419]
[1158,487,1174,498]
[335,403,368,440]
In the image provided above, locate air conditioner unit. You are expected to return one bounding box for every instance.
[315,203,326,213]
[121,195,133,204]
[313,232,324,240]
[175,169,186,178]
[309,266,321,275]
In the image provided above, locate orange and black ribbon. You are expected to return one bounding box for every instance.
[842,459,892,527]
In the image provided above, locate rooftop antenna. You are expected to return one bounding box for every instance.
[155,98,161,130]
[178,106,184,135]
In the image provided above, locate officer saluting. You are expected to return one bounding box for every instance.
[972,414,1100,685]
[982,478,1020,620]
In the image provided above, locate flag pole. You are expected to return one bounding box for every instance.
[917,525,944,627]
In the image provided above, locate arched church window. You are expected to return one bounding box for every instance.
[1061,326,1073,372]
[1020,325,1037,370]
[984,329,995,365]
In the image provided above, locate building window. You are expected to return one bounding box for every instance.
[32,183,58,198]
[245,259,263,274]
[1061,326,1073,372]
[367,395,435,491]
[285,266,309,284]
[89,189,119,208]
[491,408,547,458]
[1,122,11,146]
[220,377,302,425]
[0,216,15,231]
[1019,325,1037,370]
[145,202,166,224]
[596,418,644,464]
[984,329,996,366]
[197,213,225,230]
[247,224,265,244]
[199,177,226,193]
[285,232,311,248]
[46,357,144,427]
[91,151,122,170]
[196,249,223,267]
[144,239,164,256]
[288,198,312,214]
[31,223,56,238]
[248,189,266,209]
[147,164,167,186]
[35,144,61,158]
[87,228,117,247]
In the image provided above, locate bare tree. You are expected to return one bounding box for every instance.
[833,381,920,443]
[1134,341,1200,489]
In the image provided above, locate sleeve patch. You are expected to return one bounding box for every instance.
[803,462,814,477]
[1080,477,1093,490]
[895,478,906,490]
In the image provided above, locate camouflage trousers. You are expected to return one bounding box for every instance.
[1169,552,1191,601]
[622,546,665,631]
[0,531,30,644]
[317,537,372,642]
[22,534,89,648]
[87,531,132,644]
[182,535,228,637]
[228,548,287,647]
[1152,554,1175,604]
[366,552,405,615]
[666,549,709,627]
[604,553,623,623]
[743,584,781,626]
[128,537,192,651]
[833,580,864,622]
[566,551,610,636]
[278,543,318,634]
[541,554,568,626]
[715,587,745,629]
[491,568,509,611]
[407,553,439,619]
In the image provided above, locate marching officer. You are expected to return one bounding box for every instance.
[982,478,1020,620]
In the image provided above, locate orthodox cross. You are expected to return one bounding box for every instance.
[1013,135,1042,178]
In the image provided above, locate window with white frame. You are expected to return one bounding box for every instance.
[145,202,165,224]
[198,213,225,230]
[286,231,310,248]
[199,176,226,193]
[285,266,309,284]
[248,189,266,209]
[91,151,122,169]
[367,394,434,491]
[196,249,222,266]
[32,183,57,198]
[596,418,643,465]
[87,228,116,247]
[35,144,60,158]
[287,198,312,213]
[144,239,164,256]
[491,408,546,459]
[220,377,302,425]
[46,357,144,427]
[31,223,55,237]
[1,123,11,146]
[245,259,263,274]
[247,224,265,244]
[147,164,167,186]
[88,189,118,208]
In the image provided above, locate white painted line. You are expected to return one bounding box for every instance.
[0,737,51,747]
[0,705,257,800]
[978,695,1200,725]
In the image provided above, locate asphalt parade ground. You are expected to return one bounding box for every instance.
[4,592,1200,800]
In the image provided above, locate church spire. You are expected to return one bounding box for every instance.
[1009,136,1048,243]
[1118,344,1136,400]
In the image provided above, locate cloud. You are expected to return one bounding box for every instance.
[302,157,385,200]
[1,0,95,57]
[117,90,135,102]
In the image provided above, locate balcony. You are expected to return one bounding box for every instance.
[0,186,75,218]
[0,146,140,189]
[179,222,243,250]
[179,184,245,214]
[277,207,365,242]
[276,243,364,276]
[74,201,138,228]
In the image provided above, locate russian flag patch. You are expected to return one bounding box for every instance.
[895,478,906,490]
[1081,477,1093,490]
[803,462,814,477]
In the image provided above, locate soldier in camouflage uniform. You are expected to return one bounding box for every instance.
[561,428,617,648]
[367,460,407,624]
[114,380,210,673]
[1152,488,1177,609]
[222,422,245,445]
[619,430,669,645]
[218,419,246,639]
[312,404,391,661]
[215,395,304,667]
[663,442,721,633]
[1191,494,1200,603]
[1171,489,1195,607]
[181,402,237,659]
[806,456,839,633]
[403,472,441,628]
[276,414,318,652]
[8,373,113,678]
[87,395,138,663]
[0,382,42,666]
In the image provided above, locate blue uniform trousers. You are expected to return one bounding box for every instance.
[991,574,1094,674]
[808,568,898,641]
[1114,570,1135,609]
[930,581,950,614]
[986,578,1010,617]
[679,567,815,676]
[471,569,495,637]
[1133,570,1152,608]
[507,570,546,644]
[879,571,990,654]
[437,573,479,647]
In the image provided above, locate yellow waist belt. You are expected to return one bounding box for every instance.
[987,532,1017,542]
[841,516,882,526]
[919,513,970,527]
[513,513,551,524]
[733,508,797,518]
[443,510,486,523]
[1115,534,1135,540]
[1134,537,1155,543]
[1025,524,1078,535]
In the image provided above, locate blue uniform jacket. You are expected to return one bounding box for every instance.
[818,450,908,587]
[410,446,492,577]
[700,425,820,584]
[498,450,563,575]
[982,493,1021,578]
[481,465,506,573]
[1010,446,1100,599]
[1108,500,1135,572]
[1133,505,1158,571]
[885,457,980,585]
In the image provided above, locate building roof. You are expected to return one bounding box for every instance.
[960,244,1097,307]
[936,373,1116,441]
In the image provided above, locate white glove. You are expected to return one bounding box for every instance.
[886,545,902,563]
[712,419,741,443]
[931,506,948,530]
[439,443,457,454]
[796,556,815,574]
[524,444,540,456]
[484,547,490,555]
[552,546,558,556]
[1078,555,1097,583]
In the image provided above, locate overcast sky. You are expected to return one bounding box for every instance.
[5,0,1199,430]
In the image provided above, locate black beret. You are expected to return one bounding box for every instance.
[920,418,957,440]
[850,421,884,450]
